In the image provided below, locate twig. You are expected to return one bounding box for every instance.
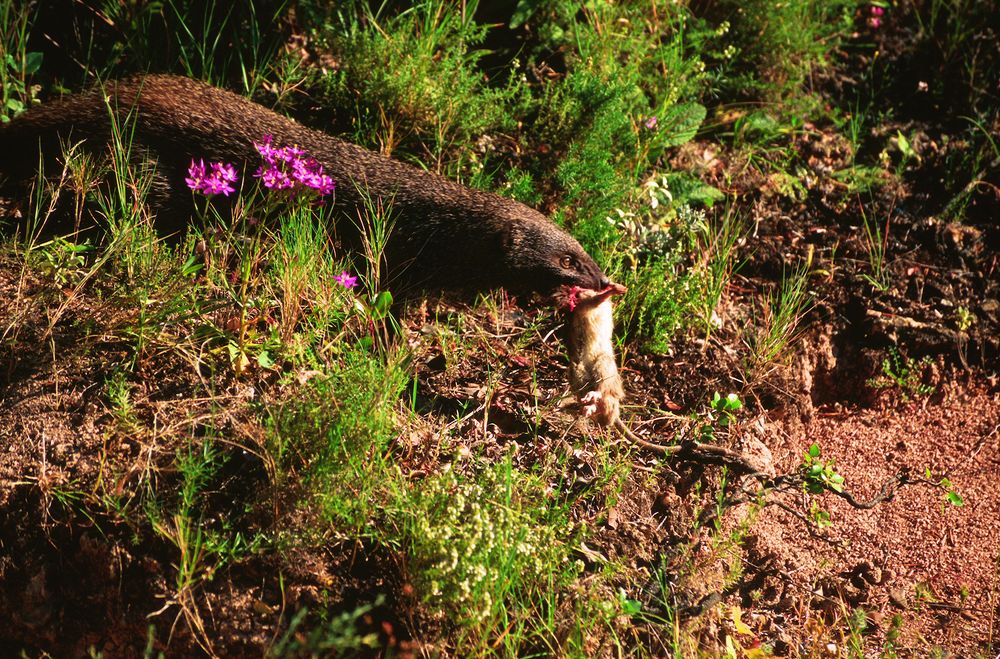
[613,419,762,474]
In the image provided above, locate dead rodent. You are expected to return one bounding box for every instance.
[564,283,627,427]
[0,74,609,297]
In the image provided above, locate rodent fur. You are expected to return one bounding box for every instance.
[0,75,609,297]
[565,284,626,427]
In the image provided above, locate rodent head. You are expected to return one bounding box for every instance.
[557,282,628,311]
[502,214,610,294]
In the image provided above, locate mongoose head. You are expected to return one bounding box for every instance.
[503,214,610,297]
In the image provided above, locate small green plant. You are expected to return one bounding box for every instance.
[710,392,743,427]
[395,459,574,652]
[926,469,964,508]
[35,236,93,287]
[266,343,408,529]
[808,499,833,529]
[746,258,812,371]
[106,368,137,429]
[859,204,890,291]
[801,443,844,528]
[882,613,904,657]
[955,305,974,332]
[802,443,845,495]
[877,129,920,175]
[867,346,934,401]
[697,208,747,338]
[698,392,743,443]
[611,188,716,351]
[268,596,385,657]
[846,607,868,658]
[312,0,520,172]
[148,438,226,655]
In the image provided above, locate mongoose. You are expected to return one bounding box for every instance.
[0,75,609,297]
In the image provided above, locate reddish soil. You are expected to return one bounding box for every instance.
[744,370,999,653]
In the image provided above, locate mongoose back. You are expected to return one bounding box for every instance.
[0,75,609,296]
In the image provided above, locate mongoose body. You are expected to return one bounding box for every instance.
[0,75,609,296]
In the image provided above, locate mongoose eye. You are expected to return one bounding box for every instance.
[560,255,576,270]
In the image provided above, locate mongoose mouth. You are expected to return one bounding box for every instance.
[558,282,627,311]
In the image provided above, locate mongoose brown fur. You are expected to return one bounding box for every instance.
[0,75,609,297]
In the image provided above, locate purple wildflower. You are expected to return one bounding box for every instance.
[253,134,336,196]
[200,176,234,196]
[186,158,239,197]
[185,159,207,191]
[333,271,358,289]
[212,162,239,184]
[867,5,884,28]
[256,164,294,190]
[643,116,658,130]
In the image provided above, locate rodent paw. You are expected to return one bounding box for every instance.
[580,390,602,417]
[578,388,621,427]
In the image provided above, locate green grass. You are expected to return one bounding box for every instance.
[745,258,813,374]
[0,0,41,121]
[703,0,862,110]
[307,0,523,175]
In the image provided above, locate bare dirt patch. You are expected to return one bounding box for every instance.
[746,375,1000,653]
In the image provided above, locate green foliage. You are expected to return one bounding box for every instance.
[269,597,385,657]
[106,367,138,429]
[527,3,718,257]
[710,391,743,425]
[0,0,42,121]
[699,392,743,443]
[939,478,964,508]
[163,0,289,90]
[309,0,521,175]
[706,0,862,106]
[801,441,846,530]
[867,346,935,402]
[393,459,575,652]
[607,175,733,351]
[267,346,408,532]
[925,469,964,508]
[860,204,891,291]
[544,68,639,248]
[846,607,868,658]
[615,254,701,353]
[145,435,266,654]
[34,235,93,286]
[746,259,813,372]
[802,443,846,495]
[50,0,289,90]
[696,207,746,337]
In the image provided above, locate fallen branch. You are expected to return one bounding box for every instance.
[614,419,762,474]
